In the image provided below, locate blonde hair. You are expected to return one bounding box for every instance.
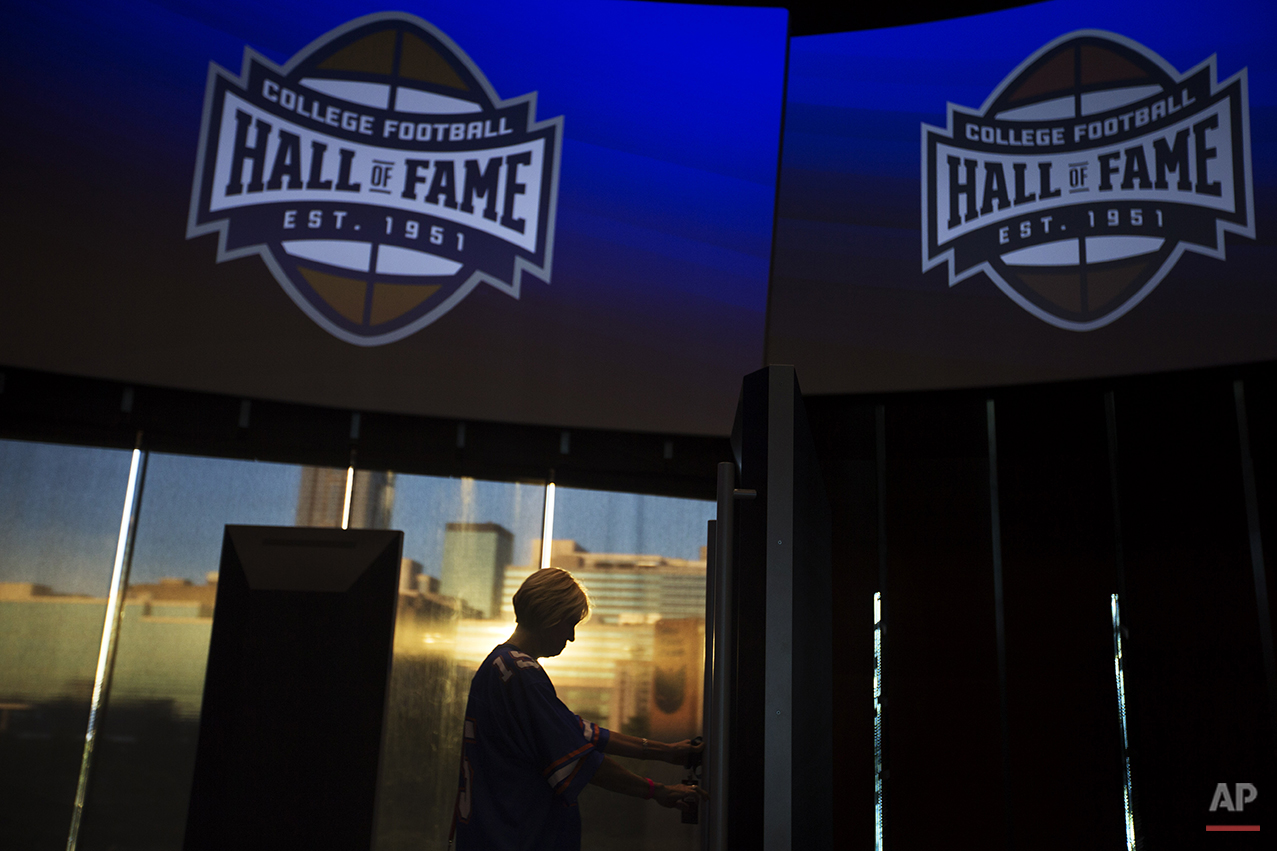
[512,568,591,631]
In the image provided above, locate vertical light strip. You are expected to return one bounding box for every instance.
[1112,593,1137,851]
[874,404,887,851]
[1106,393,1140,848]
[341,465,355,530]
[67,445,146,851]
[1234,380,1277,752]
[873,592,884,851]
[539,482,556,568]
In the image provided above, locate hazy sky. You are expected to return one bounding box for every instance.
[0,440,135,595]
[1,439,714,595]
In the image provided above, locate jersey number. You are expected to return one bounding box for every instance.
[493,656,513,682]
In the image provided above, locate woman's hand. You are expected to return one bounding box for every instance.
[654,782,709,812]
[661,738,706,766]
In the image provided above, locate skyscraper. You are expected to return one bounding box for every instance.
[439,523,514,619]
[296,468,395,529]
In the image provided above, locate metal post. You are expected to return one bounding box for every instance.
[708,461,736,851]
[67,435,147,851]
[1234,380,1277,761]
[701,519,717,849]
[763,368,794,851]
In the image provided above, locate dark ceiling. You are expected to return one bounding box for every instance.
[654,0,1042,37]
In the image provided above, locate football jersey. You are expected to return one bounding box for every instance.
[453,643,610,851]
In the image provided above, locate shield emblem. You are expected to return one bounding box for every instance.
[922,31,1253,331]
[188,13,561,345]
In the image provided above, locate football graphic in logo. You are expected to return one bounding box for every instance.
[923,31,1253,330]
[187,13,562,345]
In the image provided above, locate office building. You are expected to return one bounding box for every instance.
[503,539,706,625]
[296,468,395,529]
[439,523,515,619]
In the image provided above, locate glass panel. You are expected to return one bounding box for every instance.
[0,438,134,851]
[522,486,713,851]
[296,466,395,528]
[374,474,545,850]
[74,454,328,850]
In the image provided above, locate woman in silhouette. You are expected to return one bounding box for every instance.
[452,567,705,849]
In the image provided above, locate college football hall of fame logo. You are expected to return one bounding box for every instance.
[187,13,561,345]
[922,31,1253,331]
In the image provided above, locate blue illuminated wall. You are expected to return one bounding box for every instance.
[7,0,1272,423]
[770,0,1277,393]
[1,0,786,435]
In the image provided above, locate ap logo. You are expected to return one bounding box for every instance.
[1211,782,1259,812]
[922,31,1253,331]
[188,13,561,345]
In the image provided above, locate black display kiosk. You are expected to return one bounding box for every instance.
[183,526,402,851]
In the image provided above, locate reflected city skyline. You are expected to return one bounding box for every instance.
[0,438,712,851]
[1,442,713,596]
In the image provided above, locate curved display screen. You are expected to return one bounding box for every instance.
[769,0,1276,393]
[6,0,1271,425]
[2,0,787,435]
